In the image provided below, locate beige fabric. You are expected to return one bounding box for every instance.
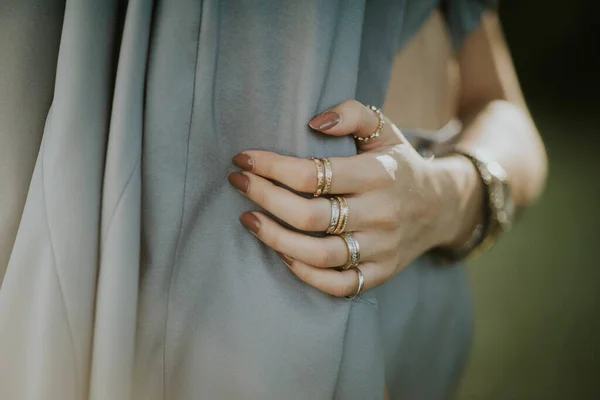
[384,10,461,130]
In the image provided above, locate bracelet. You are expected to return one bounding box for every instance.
[430,149,511,263]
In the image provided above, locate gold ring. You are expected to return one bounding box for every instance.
[340,232,360,270]
[354,105,384,142]
[322,158,333,196]
[345,267,365,300]
[312,157,325,197]
[332,196,349,235]
[326,197,341,234]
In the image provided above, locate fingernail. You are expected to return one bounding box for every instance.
[232,153,253,171]
[309,111,340,131]
[240,212,260,234]
[228,172,249,194]
[276,252,294,267]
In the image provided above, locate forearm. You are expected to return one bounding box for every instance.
[457,99,548,208]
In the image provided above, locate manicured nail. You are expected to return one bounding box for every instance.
[240,212,260,234]
[228,172,249,194]
[309,111,340,131]
[232,153,253,171]
[276,252,294,267]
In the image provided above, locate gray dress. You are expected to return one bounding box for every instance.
[0,1,490,399]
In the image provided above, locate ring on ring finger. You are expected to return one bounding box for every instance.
[340,232,360,270]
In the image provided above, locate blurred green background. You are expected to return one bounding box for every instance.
[458,1,600,398]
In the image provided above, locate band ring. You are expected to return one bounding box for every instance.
[340,232,360,270]
[321,158,333,195]
[354,105,385,143]
[345,267,365,300]
[312,158,325,197]
[326,197,341,234]
[332,196,349,235]
[312,157,332,197]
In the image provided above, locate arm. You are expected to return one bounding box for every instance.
[432,11,548,249]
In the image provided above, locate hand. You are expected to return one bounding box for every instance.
[228,100,471,297]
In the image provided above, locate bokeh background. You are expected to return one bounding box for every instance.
[458,1,600,398]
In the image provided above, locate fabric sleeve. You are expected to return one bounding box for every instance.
[445,0,499,50]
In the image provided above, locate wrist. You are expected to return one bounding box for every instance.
[428,154,485,250]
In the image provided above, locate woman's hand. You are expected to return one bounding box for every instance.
[228,100,478,297]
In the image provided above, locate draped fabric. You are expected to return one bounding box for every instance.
[0,1,489,398]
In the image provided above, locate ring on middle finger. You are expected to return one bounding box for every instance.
[331,196,349,235]
[326,197,341,234]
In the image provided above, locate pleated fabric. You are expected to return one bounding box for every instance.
[0,1,489,398]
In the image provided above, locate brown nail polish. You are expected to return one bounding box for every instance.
[276,252,294,267]
[232,153,253,171]
[309,111,340,131]
[228,172,249,194]
[240,212,260,234]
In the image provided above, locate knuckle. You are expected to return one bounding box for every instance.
[377,207,399,229]
[289,202,316,231]
[371,169,394,189]
[340,99,361,111]
[302,206,323,231]
[299,166,316,192]
[262,153,285,179]
[251,182,269,206]
[413,198,431,219]
[263,227,279,248]
[291,212,311,231]
[389,202,404,223]
[260,158,273,177]
[314,246,336,268]
[332,283,349,298]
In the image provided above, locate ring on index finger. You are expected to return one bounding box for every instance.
[312,157,333,197]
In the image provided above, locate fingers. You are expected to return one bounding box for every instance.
[239,211,383,268]
[229,171,386,232]
[308,100,405,148]
[276,255,390,298]
[232,150,394,195]
[229,171,330,231]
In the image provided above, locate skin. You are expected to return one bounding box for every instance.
[229,11,547,298]
[230,10,548,399]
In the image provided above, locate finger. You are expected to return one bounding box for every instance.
[308,100,405,148]
[275,255,387,297]
[229,171,330,231]
[229,171,385,231]
[239,211,382,268]
[233,150,395,195]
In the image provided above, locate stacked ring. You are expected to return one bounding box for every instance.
[332,196,349,235]
[354,105,385,143]
[325,196,349,235]
[321,158,333,195]
[340,232,360,270]
[312,157,333,197]
[345,267,365,300]
[312,158,325,197]
[326,197,341,234]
